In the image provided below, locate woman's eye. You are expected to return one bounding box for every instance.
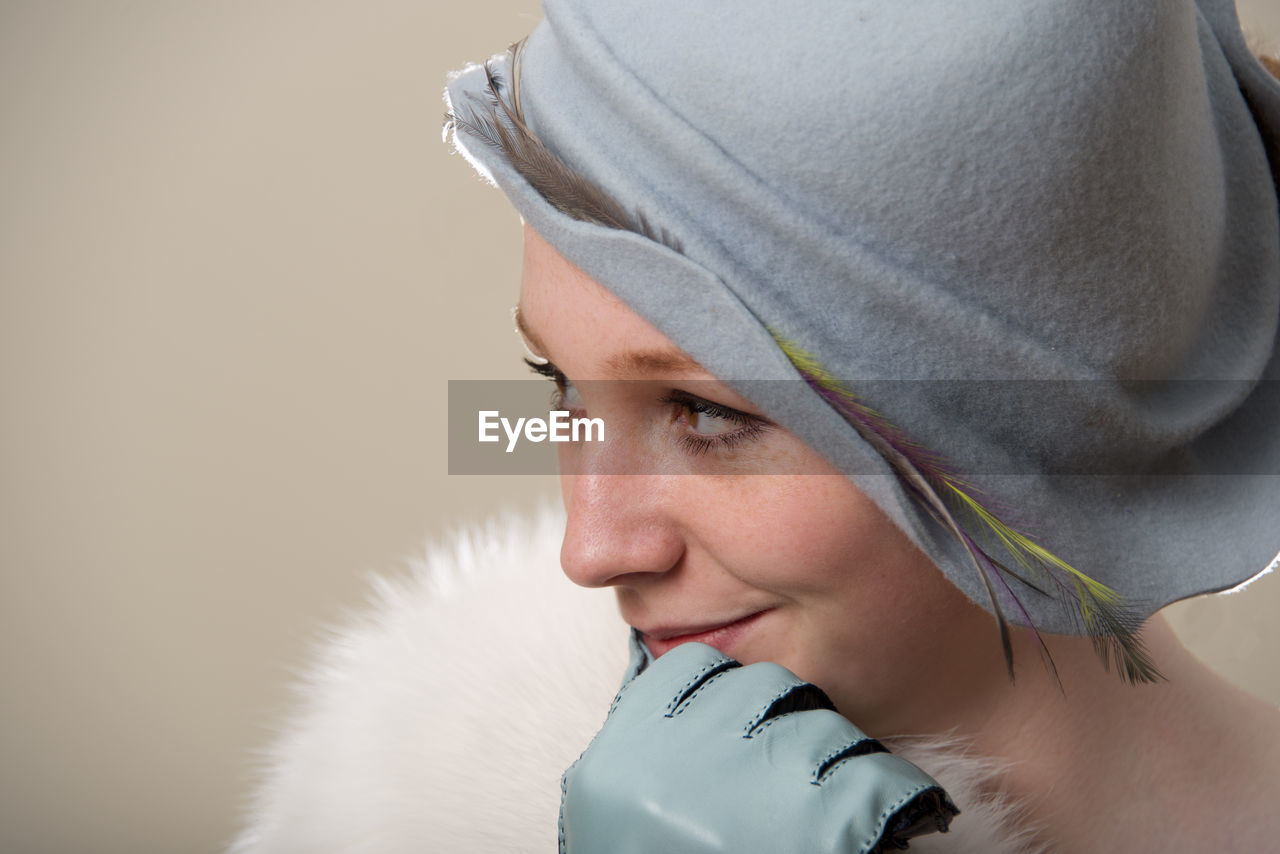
[685,406,741,436]
[524,360,770,456]
[663,391,770,455]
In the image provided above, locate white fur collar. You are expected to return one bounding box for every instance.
[231,506,1040,853]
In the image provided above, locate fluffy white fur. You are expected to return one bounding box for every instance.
[230,506,1040,853]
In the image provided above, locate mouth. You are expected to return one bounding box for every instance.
[639,609,771,659]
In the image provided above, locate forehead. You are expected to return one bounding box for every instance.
[518,225,707,379]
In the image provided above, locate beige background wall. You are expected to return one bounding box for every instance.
[2,2,1278,852]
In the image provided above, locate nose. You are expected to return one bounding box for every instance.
[559,472,685,588]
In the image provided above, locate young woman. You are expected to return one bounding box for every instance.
[233,1,1280,851]
[441,0,1280,849]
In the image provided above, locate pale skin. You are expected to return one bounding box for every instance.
[518,224,1280,853]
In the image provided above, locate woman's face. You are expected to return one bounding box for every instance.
[518,225,1001,733]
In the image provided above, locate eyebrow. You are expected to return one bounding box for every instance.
[514,305,705,377]
[604,349,703,376]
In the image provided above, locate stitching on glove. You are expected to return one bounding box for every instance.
[606,680,634,717]
[559,706,616,852]
[744,684,804,737]
[747,710,803,737]
[668,667,735,717]
[811,737,888,786]
[557,768,570,854]
[857,782,934,854]
[743,682,835,737]
[664,659,740,717]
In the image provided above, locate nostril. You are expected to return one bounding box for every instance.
[559,528,684,588]
[558,479,685,588]
[558,535,616,588]
[558,514,680,588]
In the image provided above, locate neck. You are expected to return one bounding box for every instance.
[890,616,1280,851]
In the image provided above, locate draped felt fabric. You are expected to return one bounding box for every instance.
[446,0,1280,632]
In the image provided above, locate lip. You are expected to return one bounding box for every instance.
[639,609,771,658]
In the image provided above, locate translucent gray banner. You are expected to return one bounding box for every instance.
[447,379,1280,476]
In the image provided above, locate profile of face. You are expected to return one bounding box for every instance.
[518,225,1005,734]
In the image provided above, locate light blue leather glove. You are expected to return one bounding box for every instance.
[559,633,958,853]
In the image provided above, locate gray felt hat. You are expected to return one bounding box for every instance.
[445,0,1280,651]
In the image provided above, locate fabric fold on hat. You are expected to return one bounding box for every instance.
[445,0,1280,634]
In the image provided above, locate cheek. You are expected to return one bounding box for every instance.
[709,474,916,597]
[708,475,976,696]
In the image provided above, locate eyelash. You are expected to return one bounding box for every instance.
[659,391,770,455]
[523,358,770,454]
[524,358,575,411]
